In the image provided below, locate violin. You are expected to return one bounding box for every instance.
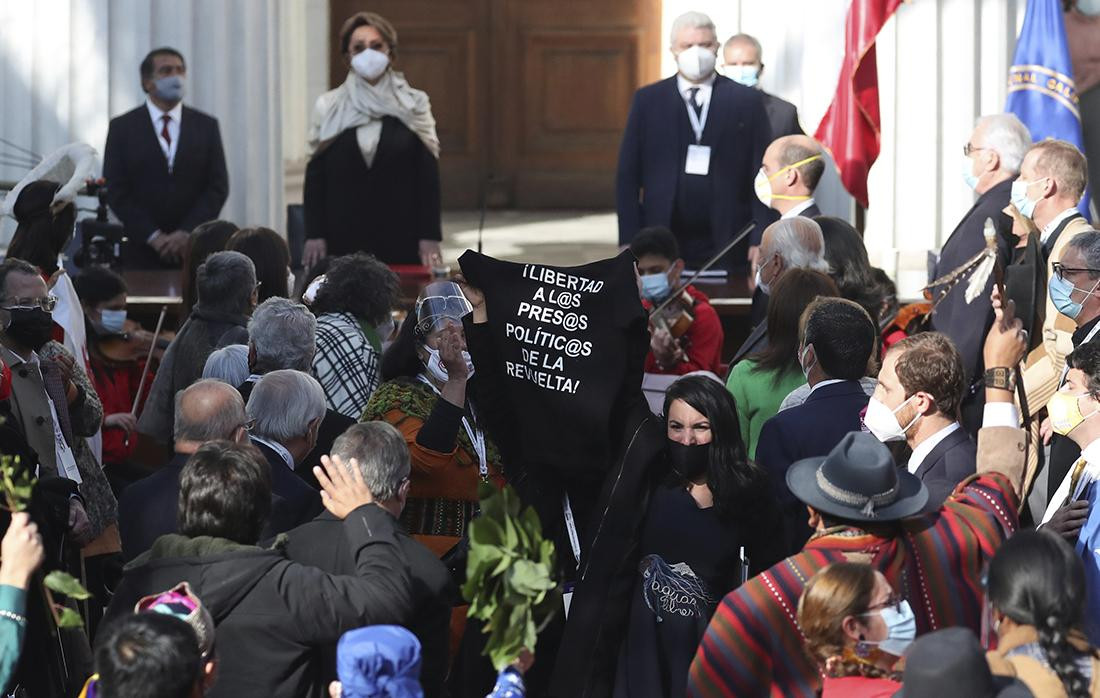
[647,221,756,343]
[93,319,175,365]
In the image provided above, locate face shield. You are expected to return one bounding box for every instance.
[414,281,472,338]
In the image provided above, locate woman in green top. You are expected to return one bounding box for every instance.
[727,269,839,459]
[0,512,44,691]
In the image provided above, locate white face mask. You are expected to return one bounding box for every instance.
[799,345,816,379]
[676,45,717,83]
[423,345,475,383]
[864,395,920,442]
[286,268,296,296]
[754,168,773,208]
[351,48,390,81]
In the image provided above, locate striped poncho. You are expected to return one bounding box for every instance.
[687,461,1021,696]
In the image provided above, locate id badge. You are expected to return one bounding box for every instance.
[685,144,711,176]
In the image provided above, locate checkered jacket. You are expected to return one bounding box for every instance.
[312,312,381,420]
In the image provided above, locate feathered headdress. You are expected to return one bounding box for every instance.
[1,142,99,219]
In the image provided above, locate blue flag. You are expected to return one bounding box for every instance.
[1006,0,1090,216]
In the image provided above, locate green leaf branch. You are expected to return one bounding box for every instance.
[0,456,91,629]
[462,483,560,671]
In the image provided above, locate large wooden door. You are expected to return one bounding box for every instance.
[329,0,661,209]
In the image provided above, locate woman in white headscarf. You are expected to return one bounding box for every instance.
[303,12,443,271]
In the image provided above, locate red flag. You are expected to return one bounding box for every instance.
[814,0,905,208]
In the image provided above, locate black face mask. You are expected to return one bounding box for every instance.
[6,308,55,351]
[668,440,711,481]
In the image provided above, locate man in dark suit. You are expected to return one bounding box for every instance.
[867,332,976,507]
[721,33,803,140]
[244,370,325,530]
[755,298,875,553]
[103,47,228,268]
[118,380,252,561]
[929,115,1030,436]
[283,422,455,698]
[240,297,355,487]
[727,216,829,366]
[616,11,772,271]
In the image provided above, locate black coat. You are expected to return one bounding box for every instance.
[238,378,355,489]
[755,380,870,553]
[304,118,442,265]
[118,453,308,562]
[616,76,773,251]
[912,427,977,507]
[104,505,412,698]
[103,104,228,267]
[760,91,803,138]
[929,179,1014,386]
[251,441,324,531]
[282,511,455,698]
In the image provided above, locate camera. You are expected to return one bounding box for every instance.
[74,180,127,268]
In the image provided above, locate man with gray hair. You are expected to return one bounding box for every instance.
[283,422,454,698]
[928,113,1031,435]
[730,217,829,364]
[119,379,252,560]
[246,369,324,530]
[240,297,355,485]
[616,10,772,271]
[137,250,257,445]
[722,33,802,139]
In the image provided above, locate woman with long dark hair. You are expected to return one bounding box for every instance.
[226,227,292,303]
[726,269,838,458]
[181,219,238,314]
[986,529,1100,698]
[612,375,783,697]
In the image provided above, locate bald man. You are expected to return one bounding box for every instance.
[118,379,251,560]
[756,135,825,220]
[723,33,803,139]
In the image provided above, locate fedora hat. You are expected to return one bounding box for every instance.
[786,431,928,523]
[893,628,1033,698]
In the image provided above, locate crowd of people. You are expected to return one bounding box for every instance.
[1,6,1100,698]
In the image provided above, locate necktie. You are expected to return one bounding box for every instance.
[1069,456,1089,500]
[160,114,172,149]
[688,87,703,119]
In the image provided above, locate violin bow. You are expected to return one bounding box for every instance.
[649,220,756,318]
[130,305,168,416]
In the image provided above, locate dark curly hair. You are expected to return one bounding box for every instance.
[987,529,1091,698]
[311,253,399,325]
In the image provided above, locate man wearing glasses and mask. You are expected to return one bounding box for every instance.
[1036,231,1100,540]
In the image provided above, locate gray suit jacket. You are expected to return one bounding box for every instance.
[761,91,802,138]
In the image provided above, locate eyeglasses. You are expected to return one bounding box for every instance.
[963,143,988,156]
[1052,262,1100,282]
[861,593,904,616]
[0,295,58,312]
[239,418,256,432]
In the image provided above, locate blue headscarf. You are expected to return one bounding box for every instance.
[336,626,423,698]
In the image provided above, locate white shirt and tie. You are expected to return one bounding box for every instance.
[145,97,182,170]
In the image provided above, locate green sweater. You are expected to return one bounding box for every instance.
[0,584,27,690]
[726,359,805,460]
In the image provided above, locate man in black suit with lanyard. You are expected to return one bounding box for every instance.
[616,11,772,271]
[103,47,229,268]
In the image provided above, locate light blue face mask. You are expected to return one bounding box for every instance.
[1010,178,1045,220]
[962,156,979,191]
[640,271,671,301]
[861,600,917,657]
[1049,272,1100,320]
[153,75,185,103]
[100,309,127,334]
[726,64,760,88]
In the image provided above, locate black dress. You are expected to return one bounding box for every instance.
[304,116,442,265]
[612,484,754,698]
